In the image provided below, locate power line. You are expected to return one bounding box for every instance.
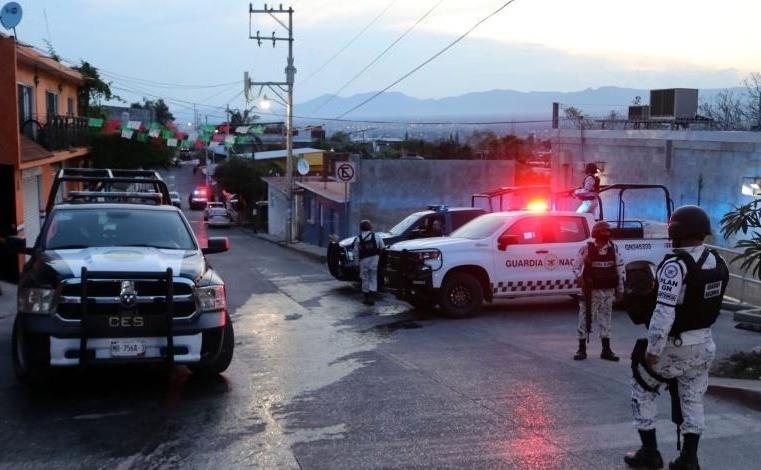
[335,0,519,119]
[100,71,240,89]
[299,0,398,86]
[310,0,445,114]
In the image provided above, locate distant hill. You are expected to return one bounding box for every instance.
[296,86,740,120]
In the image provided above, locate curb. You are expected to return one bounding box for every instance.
[707,383,761,412]
[243,229,327,263]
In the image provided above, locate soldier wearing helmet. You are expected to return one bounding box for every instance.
[625,205,729,470]
[572,220,624,361]
[574,163,601,215]
[354,219,385,305]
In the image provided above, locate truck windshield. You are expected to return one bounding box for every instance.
[450,214,507,239]
[389,213,424,236]
[44,208,196,250]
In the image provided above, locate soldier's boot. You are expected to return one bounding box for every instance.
[624,429,664,469]
[573,339,587,360]
[669,434,700,470]
[363,293,375,306]
[600,337,620,361]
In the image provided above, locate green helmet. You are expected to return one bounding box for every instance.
[591,221,612,239]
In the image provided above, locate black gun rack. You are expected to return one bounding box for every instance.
[46,168,172,212]
[79,267,175,368]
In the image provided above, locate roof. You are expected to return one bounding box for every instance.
[20,135,54,163]
[254,147,324,160]
[262,176,289,194]
[14,40,84,84]
[297,181,350,203]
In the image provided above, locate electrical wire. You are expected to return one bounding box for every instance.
[299,0,398,86]
[310,0,446,114]
[335,0,519,119]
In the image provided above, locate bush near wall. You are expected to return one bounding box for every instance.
[89,134,173,169]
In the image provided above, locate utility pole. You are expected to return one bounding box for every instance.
[249,3,296,243]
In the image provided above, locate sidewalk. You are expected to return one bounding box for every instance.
[246,230,327,263]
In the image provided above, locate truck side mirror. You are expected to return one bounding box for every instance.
[203,237,229,254]
[498,234,519,251]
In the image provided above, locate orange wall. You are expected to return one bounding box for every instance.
[16,63,80,123]
[0,37,19,167]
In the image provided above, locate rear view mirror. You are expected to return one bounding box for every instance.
[5,236,33,255]
[498,234,519,251]
[202,237,229,254]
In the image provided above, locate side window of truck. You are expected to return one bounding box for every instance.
[503,216,544,244]
[545,216,589,243]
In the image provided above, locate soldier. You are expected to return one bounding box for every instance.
[355,220,385,306]
[574,163,601,214]
[625,205,729,470]
[572,221,624,361]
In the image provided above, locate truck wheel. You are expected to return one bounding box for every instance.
[439,272,483,318]
[192,316,234,376]
[327,242,343,279]
[12,316,50,384]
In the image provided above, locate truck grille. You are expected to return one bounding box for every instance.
[384,251,402,273]
[58,279,196,320]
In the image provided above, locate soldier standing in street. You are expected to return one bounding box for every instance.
[572,221,624,361]
[355,220,385,306]
[625,205,729,470]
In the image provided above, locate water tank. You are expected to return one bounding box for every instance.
[649,88,698,120]
[628,105,650,120]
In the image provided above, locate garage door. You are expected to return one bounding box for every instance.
[22,170,42,248]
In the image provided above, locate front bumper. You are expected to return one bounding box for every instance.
[382,251,436,301]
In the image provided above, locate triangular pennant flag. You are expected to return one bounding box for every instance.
[212,133,224,142]
[202,124,216,133]
[104,119,121,133]
[180,139,192,149]
[161,130,174,139]
[127,120,142,130]
[166,138,178,147]
[150,122,162,130]
[251,125,264,135]
[194,139,205,150]
[121,129,134,139]
[224,135,235,144]
[235,135,252,144]
[88,117,104,127]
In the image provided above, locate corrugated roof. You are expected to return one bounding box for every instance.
[297,181,350,203]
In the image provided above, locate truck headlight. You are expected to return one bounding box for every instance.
[18,288,57,314]
[411,250,443,270]
[195,285,226,311]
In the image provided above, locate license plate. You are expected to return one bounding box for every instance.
[110,339,146,358]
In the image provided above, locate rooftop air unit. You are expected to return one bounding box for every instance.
[649,88,698,120]
[628,105,651,121]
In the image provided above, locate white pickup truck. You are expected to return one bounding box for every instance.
[383,209,673,317]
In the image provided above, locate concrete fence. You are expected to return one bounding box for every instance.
[709,245,761,307]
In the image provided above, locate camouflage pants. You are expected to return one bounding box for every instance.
[631,340,716,435]
[577,288,614,340]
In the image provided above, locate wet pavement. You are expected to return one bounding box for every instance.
[1,163,761,469]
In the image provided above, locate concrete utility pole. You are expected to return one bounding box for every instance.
[249,3,296,243]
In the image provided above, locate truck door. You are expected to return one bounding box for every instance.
[540,215,590,293]
[494,216,550,296]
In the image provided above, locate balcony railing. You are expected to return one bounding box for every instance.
[21,115,94,152]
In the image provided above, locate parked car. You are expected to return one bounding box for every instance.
[169,191,181,209]
[204,202,225,221]
[327,206,485,283]
[207,207,232,227]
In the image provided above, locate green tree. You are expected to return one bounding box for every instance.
[214,157,278,213]
[131,98,175,125]
[229,108,259,127]
[89,134,173,169]
[74,61,120,117]
[721,200,761,277]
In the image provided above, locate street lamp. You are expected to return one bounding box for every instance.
[259,95,272,110]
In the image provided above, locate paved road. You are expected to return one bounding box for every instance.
[1,163,760,469]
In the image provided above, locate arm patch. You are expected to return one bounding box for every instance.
[656,260,684,307]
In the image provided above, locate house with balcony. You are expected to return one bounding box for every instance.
[0,34,91,281]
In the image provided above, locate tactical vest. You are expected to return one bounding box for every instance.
[657,248,729,337]
[358,232,380,259]
[579,175,601,200]
[584,241,618,289]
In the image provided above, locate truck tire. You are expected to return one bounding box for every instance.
[438,272,483,318]
[192,315,234,376]
[12,316,50,384]
[327,242,342,279]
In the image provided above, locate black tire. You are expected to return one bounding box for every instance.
[327,242,342,279]
[11,316,50,384]
[438,272,483,318]
[192,316,234,376]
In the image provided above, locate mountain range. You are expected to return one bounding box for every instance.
[296,86,738,121]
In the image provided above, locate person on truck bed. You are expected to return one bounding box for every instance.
[572,221,624,361]
[574,163,601,215]
[355,220,385,306]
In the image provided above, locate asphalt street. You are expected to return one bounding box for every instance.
[1,162,761,469]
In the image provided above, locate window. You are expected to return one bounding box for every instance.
[451,210,482,230]
[46,91,59,120]
[545,216,588,243]
[451,213,509,240]
[67,97,74,116]
[503,217,545,244]
[17,84,33,130]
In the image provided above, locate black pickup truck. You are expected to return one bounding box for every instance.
[7,169,234,383]
[327,206,485,282]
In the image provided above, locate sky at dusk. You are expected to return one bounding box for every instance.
[13,0,761,124]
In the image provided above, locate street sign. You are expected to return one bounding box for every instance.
[335,162,356,183]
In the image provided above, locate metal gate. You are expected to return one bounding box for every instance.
[22,168,42,248]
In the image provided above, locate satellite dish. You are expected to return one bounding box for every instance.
[297,158,309,176]
[0,2,22,30]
